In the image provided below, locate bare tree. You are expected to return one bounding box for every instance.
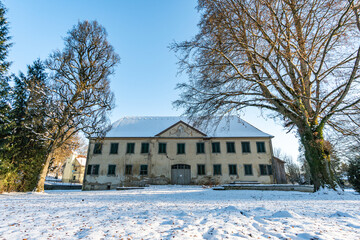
[35,20,120,191]
[172,0,360,191]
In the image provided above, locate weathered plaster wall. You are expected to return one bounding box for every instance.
[83,135,273,190]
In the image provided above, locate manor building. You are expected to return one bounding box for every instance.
[83,116,279,190]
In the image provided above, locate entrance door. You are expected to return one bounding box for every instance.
[171,164,191,185]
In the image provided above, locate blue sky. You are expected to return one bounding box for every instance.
[3,0,299,160]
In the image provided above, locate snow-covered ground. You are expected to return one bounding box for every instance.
[0,186,359,240]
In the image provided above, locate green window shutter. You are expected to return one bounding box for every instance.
[110,143,119,154]
[229,164,237,175]
[126,143,135,154]
[212,142,220,153]
[256,142,266,153]
[196,142,205,154]
[159,143,167,154]
[241,142,251,153]
[141,143,149,153]
[244,164,253,175]
[226,142,235,153]
[213,164,222,175]
[177,143,185,154]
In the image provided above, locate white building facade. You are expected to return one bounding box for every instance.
[83,117,275,190]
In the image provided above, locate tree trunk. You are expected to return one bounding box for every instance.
[298,126,338,191]
[34,153,52,192]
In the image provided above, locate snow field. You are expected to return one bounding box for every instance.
[0,186,359,240]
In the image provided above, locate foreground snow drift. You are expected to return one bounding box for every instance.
[0,186,359,239]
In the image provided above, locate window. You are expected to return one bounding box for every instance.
[196,142,205,154]
[259,164,273,175]
[177,143,185,154]
[86,164,99,175]
[141,143,149,154]
[213,164,222,175]
[229,164,237,175]
[73,176,76,180]
[241,142,251,153]
[197,164,205,175]
[108,164,116,175]
[226,142,236,153]
[110,143,119,154]
[140,165,148,175]
[212,142,221,153]
[126,143,135,154]
[93,143,102,154]
[158,143,167,154]
[125,165,132,175]
[256,142,266,153]
[244,164,253,175]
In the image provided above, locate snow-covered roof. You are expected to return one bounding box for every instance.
[106,116,272,138]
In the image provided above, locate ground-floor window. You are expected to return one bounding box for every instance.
[125,165,132,175]
[259,164,272,175]
[244,164,253,175]
[87,164,100,175]
[140,165,148,175]
[229,164,237,175]
[213,164,222,175]
[108,164,116,175]
[197,164,205,175]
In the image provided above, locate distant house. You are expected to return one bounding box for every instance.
[62,154,86,184]
[83,116,284,190]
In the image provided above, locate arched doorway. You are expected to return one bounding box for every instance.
[171,164,191,185]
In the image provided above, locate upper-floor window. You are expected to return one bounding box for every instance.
[259,164,272,175]
[140,164,148,175]
[256,142,266,153]
[110,143,119,154]
[126,143,135,154]
[108,164,116,175]
[177,143,185,154]
[141,143,149,154]
[229,164,237,175]
[93,143,102,154]
[87,164,99,175]
[244,164,253,175]
[158,143,167,154]
[226,142,235,153]
[196,142,205,154]
[197,164,205,175]
[241,142,251,153]
[213,164,222,175]
[212,142,221,153]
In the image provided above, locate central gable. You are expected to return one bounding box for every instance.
[156,121,207,138]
